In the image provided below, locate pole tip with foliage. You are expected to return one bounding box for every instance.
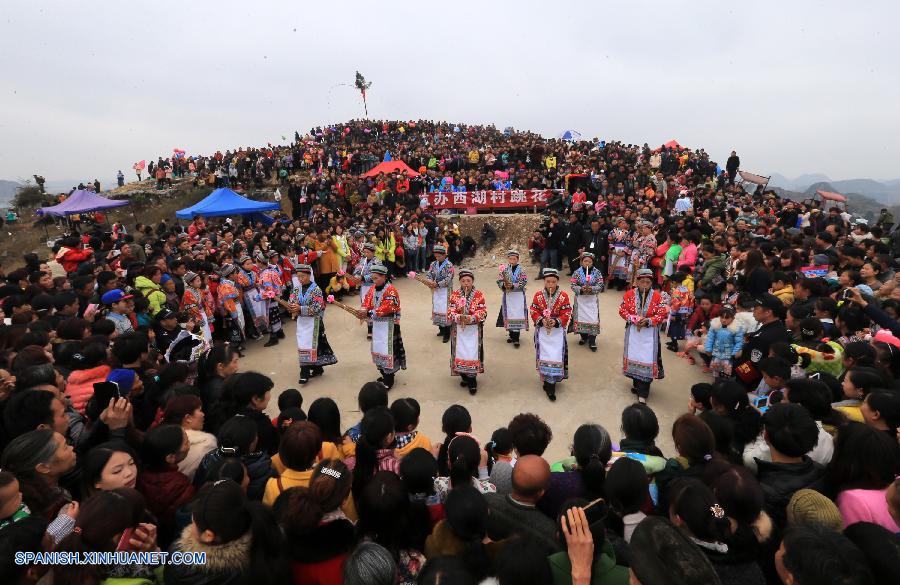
[354,71,372,117]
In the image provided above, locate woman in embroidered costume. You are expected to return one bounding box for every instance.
[216,264,246,353]
[423,244,455,343]
[353,242,377,339]
[448,269,487,395]
[569,252,605,351]
[495,249,528,348]
[181,271,213,342]
[235,256,262,339]
[357,263,406,389]
[631,220,658,284]
[530,268,572,402]
[619,268,670,404]
[607,217,634,291]
[288,264,338,384]
[257,250,285,347]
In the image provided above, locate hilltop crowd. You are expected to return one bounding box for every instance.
[0,120,898,585]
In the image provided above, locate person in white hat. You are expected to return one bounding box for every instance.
[353,242,378,339]
[448,269,486,395]
[608,217,634,291]
[619,268,670,403]
[569,252,605,351]
[288,264,338,384]
[423,244,455,343]
[530,268,572,401]
[356,263,406,389]
[496,249,528,348]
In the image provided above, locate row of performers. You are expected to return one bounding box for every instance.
[284,246,670,403]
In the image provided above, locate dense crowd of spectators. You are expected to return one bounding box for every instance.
[1,119,899,585]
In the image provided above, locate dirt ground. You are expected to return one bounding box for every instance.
[255,264,704,461]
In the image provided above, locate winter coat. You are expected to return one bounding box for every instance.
[55,246,93,274]
[755,457,826,528]
[137,466,196,545]
[704,318,745,360]
[287,516,356,585]
[65,365,111,415]
[179,429,217,481]
[134,276,166,315]
[194,448,274,502]
[548,540,630,585]
[772,284,794,307]
[165,525,253,585]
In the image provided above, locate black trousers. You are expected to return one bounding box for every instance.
[633,378,652,399]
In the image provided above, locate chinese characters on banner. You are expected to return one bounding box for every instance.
[425,189,557,210]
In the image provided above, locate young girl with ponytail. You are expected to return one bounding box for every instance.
[433,433,495,502]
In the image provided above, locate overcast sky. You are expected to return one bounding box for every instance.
[1,0,898,186]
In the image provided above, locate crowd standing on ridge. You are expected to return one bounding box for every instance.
[2,119,899,585]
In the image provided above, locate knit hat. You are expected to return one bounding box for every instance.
[106,369,137,395]
[506,249,520,258]
[434,245,447,254]
[370,263,388,275]
[160,273,173,285]
[183,271,200,286]
[541,268,559,279]
[580,252,595,260]
[363,242,376,252]
[458,269,474,280]
[219,264,237,277]
[786,489,843,532]
[635,268,654,279]
[295,264,313,274]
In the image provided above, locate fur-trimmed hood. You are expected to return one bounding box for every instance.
[172,524,252,574]
[709,316,744,334]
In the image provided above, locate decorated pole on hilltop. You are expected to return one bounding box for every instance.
[355,71,372,118]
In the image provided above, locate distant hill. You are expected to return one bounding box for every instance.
[770,173,900,204]
[0,180,21,206]
[773,181,900,223]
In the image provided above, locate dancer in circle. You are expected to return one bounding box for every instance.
[258,250,285,347]
[619,268,670,404]
[353,242,377,339]
[423,244,455,343]
[289,264,338,384]
[607,217,633,291]
[569,252,604,351]
[358,264,406,389]
[530,268,572,402]
[448,269,487,395]
[496,249,528,348]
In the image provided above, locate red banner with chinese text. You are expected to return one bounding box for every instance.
[425,189,558,210]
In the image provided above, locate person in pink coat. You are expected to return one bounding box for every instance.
[64,343,111,415]
[676,233,699,272]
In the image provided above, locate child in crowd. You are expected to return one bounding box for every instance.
[771,271,795,306]
[391,397,432,458]
[666,271,695,352]
[484,427,514,475]
[688,382,713,414]
[271,388,304,428]
[703,304,744,378]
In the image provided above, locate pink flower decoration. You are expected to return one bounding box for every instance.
[542,309,552,318]
[498,263,507,272]
[586,275,592,284]
[407,271,417,278]
[327,295,335,303]
[337,269,345,276]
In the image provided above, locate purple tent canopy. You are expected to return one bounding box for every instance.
[36,190,130,217]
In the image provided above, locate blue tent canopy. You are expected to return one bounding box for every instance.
[176,188,280,219]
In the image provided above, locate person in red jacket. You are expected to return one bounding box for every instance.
[137,424,195,547]
[54,237,94,275]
